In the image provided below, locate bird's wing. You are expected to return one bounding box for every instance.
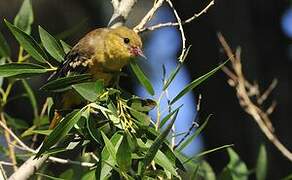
[49,29,107,80]
[52,48,93,78]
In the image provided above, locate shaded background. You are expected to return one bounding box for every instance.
[1,0,292,179]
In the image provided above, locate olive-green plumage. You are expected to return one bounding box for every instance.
[49,26,144,128]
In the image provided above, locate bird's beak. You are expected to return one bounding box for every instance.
[132,47,147,60]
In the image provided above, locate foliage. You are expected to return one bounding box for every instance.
[0,1,273,180]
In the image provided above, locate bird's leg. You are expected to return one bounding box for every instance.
[112,71,122,89]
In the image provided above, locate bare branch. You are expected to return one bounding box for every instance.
[109,0,138,28]
[137,0,215,32]
[165,0,186,62]
[218,33,292,162]
[0,113,17,171]
[133,0,165,32]
[258,79,278,104]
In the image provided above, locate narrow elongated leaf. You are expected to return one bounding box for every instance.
[0,63,49,78]
[130,60,154,95]
[40,74,92,92]
[163,46,191,90]
[99,132,123,180]
[22,80,38,117]
[0,31,10,57]
[154,150,178,177]
[39,26,65,62]
[141,109,179,174]
[160,106,182,128]
[60,40,71,54]
[36,109,83,157]
[101,131,117,161]
[171,60,229,104]
[256,144,267,180]
[163,63,182,91]
[5,20,47,62]
[116,134,132,172]
[219,148,249,180]
[72,80,104,102]
[177,115,211,152]
[14,0,33,34]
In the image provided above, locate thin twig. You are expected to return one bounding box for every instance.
[165,0,186,62]
[218,33,292,162]
[0,113,17,171]
[133,0,165,32]
[137,0,215,32]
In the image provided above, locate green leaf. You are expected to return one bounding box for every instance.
[5,19,47,63]
[141,109,179,174]
[4,113,29,130]
[60,40,72,54]
[22,80,38,118]
[160,106,182,128]
[163,45,191,90]
[40,74,92,92]
[101,131,117,161]
[219,148,249,180]
[171,60,229,104]
[0,58,5,86]
[72,80,104,102]
[0,63,49,78]
[0,31,10,57]
[154,150,178,177]
[35,173,64,180]
[31,129,52,136]
[39,26,65,62]
[130,60,154,95]
[199,161,216,180]
[81,170,95,180]
[36,109,83,157]
[14,0,33,34]
[177,115,211,152]
[59,169,74,180]
[99,132,123,179]
[116,134,132,172]
[256,144,267,180]
[127,98,156,112]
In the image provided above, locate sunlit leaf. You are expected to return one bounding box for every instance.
[39,26,65,62]
[177,115,211,152]
[60,40,72,54]
[130,60,154,96]
[159,106,182,128]
[116,134,132,172]
[14,0,33,34]
[99,132,123,179]
[0,63,49,78]
[5,20,47,62]
[81,170,95,180]
[141,109,179,174]
[72,80,104,102]
[171,60,229,104]
[36,109,83,157]
[163,46,191,90]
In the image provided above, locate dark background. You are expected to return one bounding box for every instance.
[1,0,292,179]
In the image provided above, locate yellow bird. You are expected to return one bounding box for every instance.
[49,26,145,128]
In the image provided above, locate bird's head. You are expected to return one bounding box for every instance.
[107,26,145,60]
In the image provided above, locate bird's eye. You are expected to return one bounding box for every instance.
[123,38,130,44]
